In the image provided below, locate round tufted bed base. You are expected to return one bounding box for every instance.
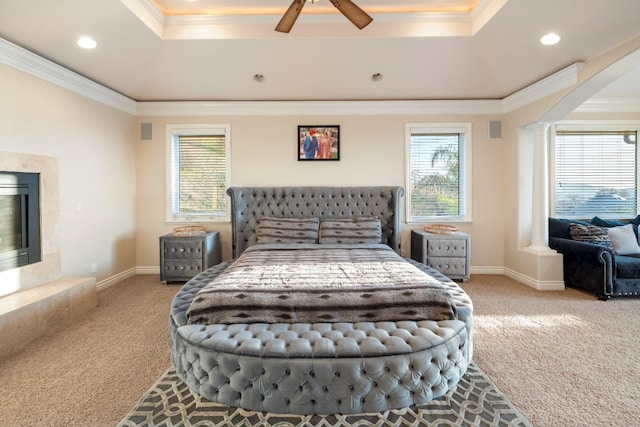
[170,259,473,415]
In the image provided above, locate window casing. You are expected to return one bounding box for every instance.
[406,123,472,223]
[552,123,639,219]
[166,124,231,223]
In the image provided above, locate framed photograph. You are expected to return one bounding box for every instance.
[298,125,340,161]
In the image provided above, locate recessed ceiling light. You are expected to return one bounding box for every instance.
[540,32,561,46]
[77,36,97,49]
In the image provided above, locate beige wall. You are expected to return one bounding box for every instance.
[0,63,137,292]
[135,114,505,270]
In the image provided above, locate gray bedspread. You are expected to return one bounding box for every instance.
[186,243,458,325]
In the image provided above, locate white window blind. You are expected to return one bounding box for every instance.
[554,130,638,218]
[406,123,470,222]
[166,125,230,222]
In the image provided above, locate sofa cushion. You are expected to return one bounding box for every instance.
[616,255,640,278]
[591,216,639,238]
[591,216,627,228]
[606,224,640,255]
[569,223,613,249]
[549,217,591,240]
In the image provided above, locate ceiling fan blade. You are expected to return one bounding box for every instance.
[328,0,373,29]
[275,0,307,33]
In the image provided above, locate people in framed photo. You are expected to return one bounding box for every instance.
[298,125,340,161]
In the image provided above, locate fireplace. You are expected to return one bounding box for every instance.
[0,171,41,272]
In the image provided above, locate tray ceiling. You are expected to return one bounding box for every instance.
[0,0,638,103]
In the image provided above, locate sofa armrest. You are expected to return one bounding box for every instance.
[549,237,611,262]
[549,236,614,297]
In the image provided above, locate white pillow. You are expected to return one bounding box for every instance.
[606,224,640,255]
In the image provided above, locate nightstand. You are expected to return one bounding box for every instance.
[159,232,221,283]
[411,229,470,282]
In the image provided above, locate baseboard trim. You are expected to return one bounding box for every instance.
[136,266,160,275]
[504,268,565,291]
[96,268,137,292]
[470,266,504,275]
[95,267,159,293]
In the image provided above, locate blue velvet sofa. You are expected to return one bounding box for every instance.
[549,217,640,300]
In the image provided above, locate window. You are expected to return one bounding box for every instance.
[553,124,639,219]
[166,124,231,222]
[406,123,472,222]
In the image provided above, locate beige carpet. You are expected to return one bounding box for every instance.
[462,275,640,427]
[1,273,639,426]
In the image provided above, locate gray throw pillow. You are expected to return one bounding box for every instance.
[257,217,319,244]
[569,223,612,249]
[319,217,382,244]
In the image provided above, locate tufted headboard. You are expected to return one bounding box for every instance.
[226,186,404,258]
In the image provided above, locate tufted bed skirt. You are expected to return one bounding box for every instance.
[170,258,473,415]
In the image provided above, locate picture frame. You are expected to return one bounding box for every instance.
[298,125,340,161]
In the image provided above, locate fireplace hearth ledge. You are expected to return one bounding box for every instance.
[0,277,96,360]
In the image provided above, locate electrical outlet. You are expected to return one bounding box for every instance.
[91,262,97,273]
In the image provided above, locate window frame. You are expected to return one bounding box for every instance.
[551,120,640,219]
[165,124,231,223]
[405,122,472,223]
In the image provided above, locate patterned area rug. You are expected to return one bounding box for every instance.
[118,362,531,427]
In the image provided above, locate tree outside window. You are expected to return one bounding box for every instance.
[406,123,470,222]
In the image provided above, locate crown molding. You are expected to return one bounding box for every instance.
[136,99,504,117]
[120,0,165,38]
[472,0,509,33]
[0,38,137,114]
[161,12,475,40]
[574,98,640,113]
[3,36,632,118]
[502,62,583,113]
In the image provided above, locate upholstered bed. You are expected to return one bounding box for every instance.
[169,186,473,414]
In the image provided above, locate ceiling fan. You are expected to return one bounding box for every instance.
[275,0,373,33]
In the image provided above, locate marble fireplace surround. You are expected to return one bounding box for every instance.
[0,151,96,359]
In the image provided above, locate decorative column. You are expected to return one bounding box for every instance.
[527,122,556,253]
